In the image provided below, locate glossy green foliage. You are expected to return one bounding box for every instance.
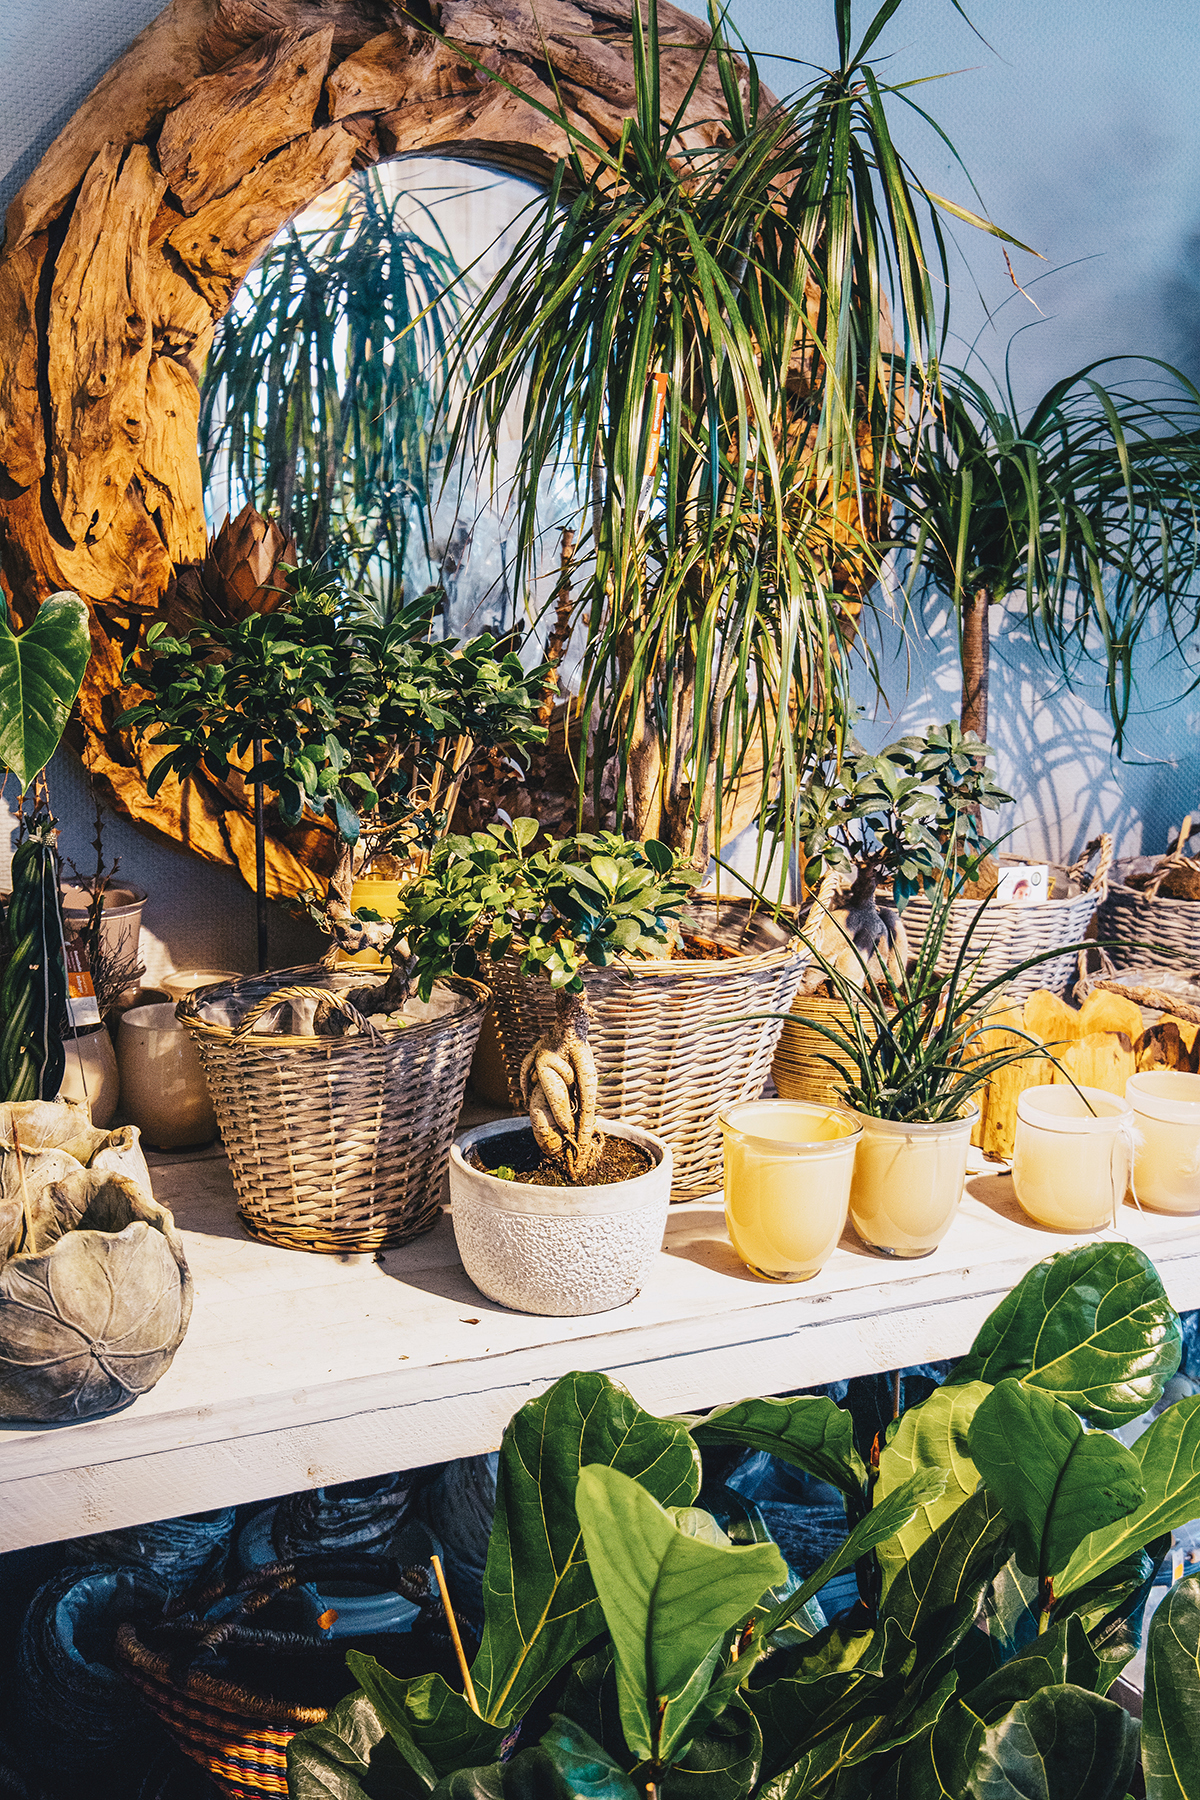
[397,821,702,998]
[970,1381,1144,1585]
[874,1381,987,1594]
[689,1394,867,1501]
[796,720,1013,907]
[950,1241,1182,1427]
[0,591,90,791]
[0,816,67,1102]
[1060,1397,1200,1596]
[120,580,546,860]
[888,359,1200,752]
[1143,1576,1200,1799]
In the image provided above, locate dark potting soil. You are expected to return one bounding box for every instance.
[469,1126,653,1187]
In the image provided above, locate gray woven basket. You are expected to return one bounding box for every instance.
[899,838,1113,1004]
[1097,865,1200,974]
[487,897,809,1197]
[179,964,486,1253]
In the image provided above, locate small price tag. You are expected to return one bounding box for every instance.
[996,864,1049,905]
[65,935,101,1027]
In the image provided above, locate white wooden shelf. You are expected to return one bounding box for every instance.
[4,1142,1200,1552]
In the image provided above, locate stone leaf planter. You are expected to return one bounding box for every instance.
[450,1118,671,1316]
[0,1102,191,1421]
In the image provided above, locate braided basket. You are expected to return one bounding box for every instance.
[1096,866,1200,974]
[771,994,860,1106]
[487,897,808,1197]
[899,837,1113,1004]
[179,965,486,1253]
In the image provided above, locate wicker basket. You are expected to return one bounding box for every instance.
[1097,865,1200,974]
[771,994,860,1105]
[179,964,486,1253]
[486,897,809,1197]
[899,837,1113,1004]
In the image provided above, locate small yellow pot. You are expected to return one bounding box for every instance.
[848,1108,977,1258]
[719,1099,861,1282]
[1012,1084,1131,1231]
[1125,1071,1200,1214]
[337,879,404,967]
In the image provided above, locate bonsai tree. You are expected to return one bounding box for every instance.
[887,357,1200,752]
[119,567,547,971]
[397,822,700,1180]
[289,1244,1199,1800]
[0,589,91,1102]
[792,719,1012,983]
[444,0,1024,866]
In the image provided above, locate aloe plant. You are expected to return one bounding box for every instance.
[288,1241,1200,1799]
[442,0,1024,867]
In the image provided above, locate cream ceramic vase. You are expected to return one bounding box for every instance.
[117,1002,217,1150]
[719,1099,861,1282]
[58,1026,120,1128]
[848,1108,977,1258]
[1012,1084,1132,1231]
[1125,1071,1200,1214]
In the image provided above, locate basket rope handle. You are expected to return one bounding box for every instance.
[233,984,378,1041]
[1065,832,1113,897]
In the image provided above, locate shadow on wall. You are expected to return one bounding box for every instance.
[1,747,328,985]
[851,595,1200,867]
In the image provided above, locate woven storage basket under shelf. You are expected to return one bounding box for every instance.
[1096,864,1200,974]
[179,964,486,1253]
[771,994,860,1105]
[487,896,808,1197]
[899,837,1113,1004]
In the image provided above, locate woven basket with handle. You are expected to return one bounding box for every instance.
[486,896,809,1197]
[179,964,486,1253]
[899,837,1113,1003]
[1096,816,1200,973]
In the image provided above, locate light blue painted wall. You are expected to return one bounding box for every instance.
[1,0,1199,948]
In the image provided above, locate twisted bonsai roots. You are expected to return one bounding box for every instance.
[520,989,602,1183]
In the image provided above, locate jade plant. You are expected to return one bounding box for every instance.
[119,569,547,970]
[396,822,700,1180]
[0,589,91,1102]
[288,1240,1200,1800]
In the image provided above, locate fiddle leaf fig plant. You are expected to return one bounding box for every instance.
[289,1242,1200,1800]
[397,824,701,1180]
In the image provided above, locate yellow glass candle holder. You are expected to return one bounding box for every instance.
[719,1100,861,1282]
[848,1107,977,1258]
[1126,1071,1200,1214]
[1012,1084,1132,1231]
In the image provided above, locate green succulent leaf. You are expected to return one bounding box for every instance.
[1142,1575,1200,1799]
[947,1242,1182,1427]
[0,591,90,789]
[969,1380,1144,1584]
[471,1373,700,1728]
[1059,1396,1200,1596]
[691,1393,867,1500]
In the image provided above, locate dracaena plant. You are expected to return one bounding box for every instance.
[119,571,547,965]
[396,822,700,1180]
[288,1241,1200,1800]
[443,0,1024,869]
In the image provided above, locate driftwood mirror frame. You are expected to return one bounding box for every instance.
[0,0,738,895]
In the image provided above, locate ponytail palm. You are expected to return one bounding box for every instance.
[887,358,1200,750]
[445,0,1021,863]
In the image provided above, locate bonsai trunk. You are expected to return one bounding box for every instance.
[520,988,602,1183]
[960,587,991,742]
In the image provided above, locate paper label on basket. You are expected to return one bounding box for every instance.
[996,864,1049,905]
[64,936,102,1027]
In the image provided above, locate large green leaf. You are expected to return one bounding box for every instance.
[875,1382,989,1594]
[969,1380,1144,1584]
[690,1395,867,1500]
[948,1242,1181,1427]
[574,1463,785,1764]
[1143,1576,1200,1799]
[426,1718,640,1799]
[1059,1396,1200,1595]
[659,1693,762,1800]
[0,591,90,789]
[878,1487,1012,1661]
[287,1688,428,1800]
[1054,1538,1168,1692]
[968,1683,1138,1800]
[346,1658,504,1779]
[471,1373,700,1726]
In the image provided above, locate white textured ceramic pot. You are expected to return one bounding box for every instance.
[449,1118,672,1316]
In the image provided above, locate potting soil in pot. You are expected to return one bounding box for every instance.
[468,1125,652,1187]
